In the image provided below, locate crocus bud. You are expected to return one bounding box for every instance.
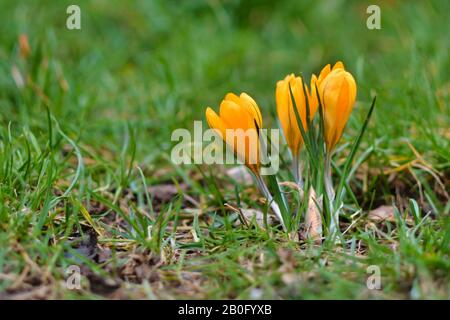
[205,92,262,174]
[316,62,357,152]
[276,74,318,158]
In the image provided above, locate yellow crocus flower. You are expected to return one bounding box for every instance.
[205,92,262,174]
[276,74,318,158]
[206,93,287,229]
[316,61,357,152]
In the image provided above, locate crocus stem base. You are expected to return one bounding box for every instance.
[292,154,304,188]
[324,156,339,236]
[254,174,286,231]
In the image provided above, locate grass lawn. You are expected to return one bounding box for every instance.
[0,0,448,299]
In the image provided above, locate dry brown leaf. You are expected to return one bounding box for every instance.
[232,207,274,228]
[304,188,323,244]
[279,181,304,199]
[19,34,31,59]
[242,208,270,228]
[368,205,396,222]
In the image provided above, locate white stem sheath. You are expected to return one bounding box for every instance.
[255,174,286,231]
[292,154,304,188]
[325,156,339,236]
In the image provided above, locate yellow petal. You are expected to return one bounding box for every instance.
[205,107,227,138]
[318,64,331,84]
[225,92,241,105]
[219,100,247,130]
[309,74,319,117]
[240,92,263,129]
[333,61,345,70]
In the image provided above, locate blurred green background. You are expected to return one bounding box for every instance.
[0,0,448,299]
[1,0,448,166]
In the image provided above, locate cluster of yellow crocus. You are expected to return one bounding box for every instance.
[204,61,357,228]
[276,61,357,160]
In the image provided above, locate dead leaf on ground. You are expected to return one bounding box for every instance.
[368,205,415,227]
[120,251,162,284]
[240,208,274,228]
[304,188,323,244]
[225,203,274,229]
[368,205,396,222]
